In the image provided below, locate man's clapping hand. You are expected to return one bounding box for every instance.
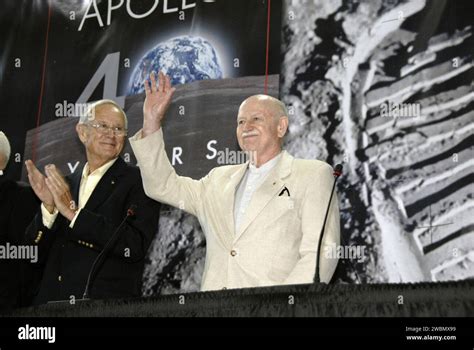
[26,160,77,221]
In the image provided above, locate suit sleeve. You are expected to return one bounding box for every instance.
[69,180,160,263]
[24,209,61,266]
[12,185,40,244]
[283,163,341,284]
[129,128,213,217]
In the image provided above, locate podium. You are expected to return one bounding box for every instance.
[9,280,474,317]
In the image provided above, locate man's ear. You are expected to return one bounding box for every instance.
[76,123,87,144]
[278,116,289,138]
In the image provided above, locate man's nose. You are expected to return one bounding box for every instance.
[242,120,254,131]
[103,128,115,137]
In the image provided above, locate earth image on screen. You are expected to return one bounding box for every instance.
[128,35,223,95]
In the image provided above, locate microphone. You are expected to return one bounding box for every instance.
[313,164,343,283]
[82,204,137,300]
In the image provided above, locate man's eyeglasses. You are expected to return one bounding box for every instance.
[86,123,127,137]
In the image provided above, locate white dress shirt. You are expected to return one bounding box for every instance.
[233,152,282,233]
[41,158,117,229]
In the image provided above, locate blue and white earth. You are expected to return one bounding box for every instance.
[128,35,223,95]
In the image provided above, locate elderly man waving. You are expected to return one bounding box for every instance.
[130,72,340,291]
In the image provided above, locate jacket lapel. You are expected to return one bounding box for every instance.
[234,151,293,241]
[82,158,127,212]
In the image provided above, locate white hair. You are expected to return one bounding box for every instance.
[239,94,288,120]
[0,131,11,167]
[79,99,128,129]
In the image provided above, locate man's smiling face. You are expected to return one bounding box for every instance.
[236,96,288,166]
[78,104,126,165]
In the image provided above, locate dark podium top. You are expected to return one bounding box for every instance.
[8,280,474,317]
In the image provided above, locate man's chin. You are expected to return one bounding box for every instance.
[242,148,258,157]
[98,150,118,160]
[241,142,259,152]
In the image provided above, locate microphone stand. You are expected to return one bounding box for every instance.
[82,205,136,300]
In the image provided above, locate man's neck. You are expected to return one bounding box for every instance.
[87,158,114,174]
[252,148,282,168]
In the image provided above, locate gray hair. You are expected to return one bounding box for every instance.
[0,131,11,167]
[79,99,128,129]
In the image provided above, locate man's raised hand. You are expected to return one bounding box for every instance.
[142,71,176,137]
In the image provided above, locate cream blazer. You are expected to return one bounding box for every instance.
[130,129,340,291]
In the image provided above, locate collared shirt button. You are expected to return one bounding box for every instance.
[230,249,237,257]
[58,275,62,282]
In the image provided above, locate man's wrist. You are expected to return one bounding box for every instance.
[44,203,55,214]
[142,122,161,138]
[66,208,79,222]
